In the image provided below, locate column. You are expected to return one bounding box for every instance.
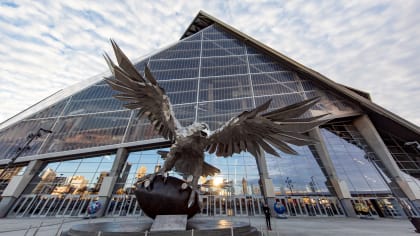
[255,148,276,213]
[353,115,420,204]
[0,160,45,217]
[95,148,129,217]
[309,128,357,217]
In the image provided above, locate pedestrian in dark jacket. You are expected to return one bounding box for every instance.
[262,202,272,230]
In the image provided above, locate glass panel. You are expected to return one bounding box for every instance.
[0,166,27,195]
[251,72,297,85]
[25,98,69,119]
[202,26,237,40]
[182,31,203,42]
[160,79,198,105]
[321,123,391,195]
[202,47,245,57]
[199,75,252,101]
[149,58,200,71]
[24,154,116,195]
[172,104,196,121]
[153,68,199,80]
[152,49,200,60]
[114,149,168,194]
[197,99,254,130]
[40,111,130,153]
[378,130,420,179]
[201,56,247,68]
[114,149,261,201]
[266,145,330,196]
[255,93,306,112]
[201,65,248,77]
[63,85,126,116]
[0,119,55,159]
[124,117,161,143]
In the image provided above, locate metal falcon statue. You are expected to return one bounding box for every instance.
[104,40,329,208]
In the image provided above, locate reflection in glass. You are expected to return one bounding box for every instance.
[114,149,169,194]
[40,111,131,153]
[378,130,420,179]
[25,154,116,196]
[114,150,260,197]
[0,165,27,196]
[266,145,330,196]
[0,119,55,160]
[321,123,390,195]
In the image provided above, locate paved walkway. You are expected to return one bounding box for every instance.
[0,216,416,235]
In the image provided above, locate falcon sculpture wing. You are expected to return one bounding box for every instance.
[104,39,182,141]
[205,97,329,160]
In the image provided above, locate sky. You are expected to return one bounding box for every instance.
[0,0,419,126]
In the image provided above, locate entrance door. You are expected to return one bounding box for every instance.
[276,196,344,217]
[370,199,384,217]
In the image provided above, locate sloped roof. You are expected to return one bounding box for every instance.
[183,11,419,140]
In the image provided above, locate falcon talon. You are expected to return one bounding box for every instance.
[144,179,151,189]
[162,172,169,183]
[186,175,193,183]
[181,182,188,190]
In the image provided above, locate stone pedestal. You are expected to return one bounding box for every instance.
[150,215,187,232]
[63,219,259,236]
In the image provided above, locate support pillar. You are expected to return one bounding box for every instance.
[0,160,45,217]
[353,115,420,202]
[96,148,129,217]
[255,149,276,213]
[309,128,357,217]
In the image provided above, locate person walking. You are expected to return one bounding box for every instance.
[262,202,272,230]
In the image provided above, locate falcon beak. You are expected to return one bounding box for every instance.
[200,130,208,137]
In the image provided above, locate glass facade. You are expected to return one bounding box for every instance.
[24,154,115,196]
[113,149,260,197]
[266,145,330,196]
[321,122,390,195]
[378,130,420,179]
[0,24,361,160]
[0,165,27,197]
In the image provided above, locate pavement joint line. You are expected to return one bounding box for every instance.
[0,218,83,234]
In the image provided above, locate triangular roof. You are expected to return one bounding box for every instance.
[183,11,419,140]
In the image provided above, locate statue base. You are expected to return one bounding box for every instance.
[134,175,200,219]
[62,218,259,236]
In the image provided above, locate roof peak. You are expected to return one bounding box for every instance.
[181,11,215,39]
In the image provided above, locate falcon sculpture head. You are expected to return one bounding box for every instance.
[104,39,330,207]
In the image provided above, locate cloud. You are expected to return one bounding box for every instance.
[0,0,418,127]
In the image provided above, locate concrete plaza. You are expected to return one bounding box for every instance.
[0,216,416,236]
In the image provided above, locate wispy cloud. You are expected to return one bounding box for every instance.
[0,0,419,125]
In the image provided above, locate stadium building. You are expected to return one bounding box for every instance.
[0,11,419,219]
